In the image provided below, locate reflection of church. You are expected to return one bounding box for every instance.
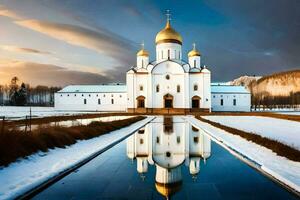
[126,117,211,199]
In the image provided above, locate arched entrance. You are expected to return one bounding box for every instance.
[136,96,145,108]
[164,93,173,108]
[191,96,201,108]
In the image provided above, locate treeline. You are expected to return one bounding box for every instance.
[0,77,61,106]
[251,92,300,110]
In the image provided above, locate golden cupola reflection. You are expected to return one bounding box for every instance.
[188,43,201,57]
[155,18,183,45]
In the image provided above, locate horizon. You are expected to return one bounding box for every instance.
[0,0,299,87]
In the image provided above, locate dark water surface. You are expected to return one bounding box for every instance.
[33,117,298,200]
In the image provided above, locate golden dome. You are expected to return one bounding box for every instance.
[155,182,182,198]
[155,20,182,45]
[188,43,201,57]
[137,49,149,57]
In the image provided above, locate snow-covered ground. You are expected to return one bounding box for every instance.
[277,112,300,116]
[203,115,300,150]
[187,116,300,194]
[0,106,106,120]
[0,116,154,200]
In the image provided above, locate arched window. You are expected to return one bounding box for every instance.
[84,99,87,104]
[98,99,101,105]
[168,49,170,59]
[165,74,170,80]
[156,85,160,92]
[194,60,196,68]
[177,85,180,93]
[194,84,198,91]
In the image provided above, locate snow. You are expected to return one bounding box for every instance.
[203,115,300,150]
[186,116,300,193]
[0,116,155,200]
[277,112,300,116]
[0,106,103,120]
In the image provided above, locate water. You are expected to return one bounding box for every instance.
[33,116,298,200]
[18,115,133,131]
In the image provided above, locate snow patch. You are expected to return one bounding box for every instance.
[203,115,300,150]
[0,116,154,200]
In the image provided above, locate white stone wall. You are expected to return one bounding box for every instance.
[151,61,186,108]
[156,43,182,61]
[54,92,127,111]
[211,93,251,112]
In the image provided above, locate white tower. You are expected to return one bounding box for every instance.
[136,42,149,68]
[188,43,201,68]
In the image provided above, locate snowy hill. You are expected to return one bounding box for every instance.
[231,70,300,96]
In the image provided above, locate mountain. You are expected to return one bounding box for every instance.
[231,70,300,96]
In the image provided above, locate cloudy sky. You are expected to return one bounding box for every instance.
[0,0,299,86]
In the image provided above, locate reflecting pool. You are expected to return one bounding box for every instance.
[33,116,298,200]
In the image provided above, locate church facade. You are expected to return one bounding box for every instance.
[54,16,251,113]
[126,18,211,113]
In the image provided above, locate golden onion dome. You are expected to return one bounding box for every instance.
[188,43,201,57]
[155,182,182,198]
[155,20,182,45]
[137,49,149,57]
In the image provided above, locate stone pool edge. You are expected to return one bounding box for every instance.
[185,116,300,197]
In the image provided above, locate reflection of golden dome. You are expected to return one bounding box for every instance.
[155,20,182,45]
[137,49,149,57]
[188,43,201,57]
[155,182,182,198]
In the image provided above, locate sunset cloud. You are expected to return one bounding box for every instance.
[0,45,51,55]
[0,60,113,87]
[0,5,22,20]
[14,19,135,65]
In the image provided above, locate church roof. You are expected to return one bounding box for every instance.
[57,84,126,93]
[211,84,250,94]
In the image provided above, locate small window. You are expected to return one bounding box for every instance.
[168,49,170,59]
[138,130,145,134]
[111,99,114,104]
[67,94,69,96]
[166,75,170,80]
[89,94,91,97]
[120,95,122,98]
[82,94,84,97]
[156,85,160,93]
[161,51,163,59]
[111,94,113,97]
[98,99,101,105]
[177,136,180,144]
[192,126,199,132]
[103,94,105,97]
[140,139,144,144]
[156,136,160,144]
[74,94,76,97]
[177,85,180,93]
[166,151,171,157]
[220,99,223,106]
[84,99,87,104]
[194,84,198,91]
[213,95,215,98]
[233,99,236,106]
[194,137,199,143]
[139,85,143,91]
[194,60,196,68]
[60,94,62,97]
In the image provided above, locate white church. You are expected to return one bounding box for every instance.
[55,15,250,113]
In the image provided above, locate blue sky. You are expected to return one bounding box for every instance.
[0,0,299,86]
